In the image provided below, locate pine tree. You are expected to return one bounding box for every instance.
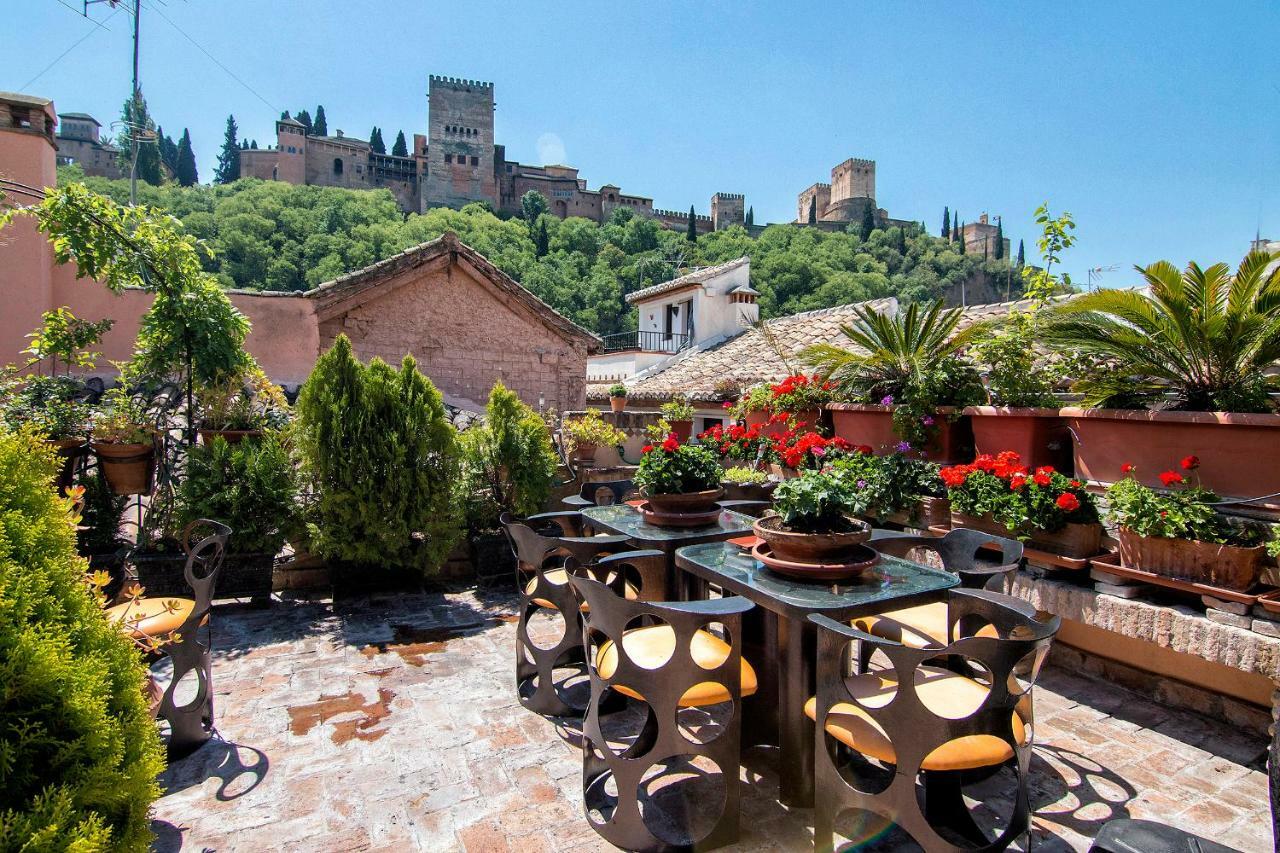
[296,109,312,135]
[860,202,876,239]
[1017,239,1025,267]
[214,114,241,184]
[746,206,754,226]
[807,196,817,224]
[115,92,162,185]
[686,205,698,242]
[280,110,291,121]
[369,126,385,154]
[157,126,178,176]
[942,206,950,238]
[250,139,258,149]
[534,217,549,257]
[313,105,328,136]
[175,128,198,186]
[391,130,408,157]
[994,217,1005,260]
[957,222,966,254]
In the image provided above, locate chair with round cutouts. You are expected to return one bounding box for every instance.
[807,588,1058,853]
[562,478,637,508]
[569,570,758,852]
[109,519,231,757]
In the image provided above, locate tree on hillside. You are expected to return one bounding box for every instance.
[295,109,313,135]
[860,203,876,239]
[1017,238,1025,267]
[686,205,697,242]
[994,217,1004,260]
[313,105,328,136]
[746,206,754,226]
[214,114,240,184]
[521,190,548,223]
[942,206,950,238]
[392,130,408,157]
[175,128,198,186]
[251,139,258,149]
[807,197,816,224]
[957,222,966,254]
[157,126,177,175]
[369,127,385,154]
[115,92,162,185]
[534,216,549,257]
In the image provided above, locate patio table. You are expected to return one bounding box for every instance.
[674,537,959,807]
[579,503,755,601]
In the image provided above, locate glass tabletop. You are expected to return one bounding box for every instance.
[580,503,755,546]
[674,540,959,619]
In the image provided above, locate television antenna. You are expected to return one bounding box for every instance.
[1087,265,1119,292]
[84,0,143,205]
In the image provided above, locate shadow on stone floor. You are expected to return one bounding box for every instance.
[159,736,270,801]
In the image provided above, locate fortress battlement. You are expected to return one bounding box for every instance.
[428,75,493,89]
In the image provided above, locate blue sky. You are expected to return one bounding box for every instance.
[6,0,1278,287]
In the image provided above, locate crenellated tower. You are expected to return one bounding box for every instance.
[423,75,496,210]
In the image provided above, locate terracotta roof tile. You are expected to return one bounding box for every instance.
[626,257,750,304]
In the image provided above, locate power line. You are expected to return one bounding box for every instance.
[20,5,120,90]
[52,0,111,29]
[143,2,279,113]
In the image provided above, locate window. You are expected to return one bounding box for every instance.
[664,304,678,340]
[470,156,478,166]
[445,153,452,163]
[698,417,724,436]
[333,158,343,175]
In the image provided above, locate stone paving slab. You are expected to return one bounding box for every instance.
[150,590,1273,852]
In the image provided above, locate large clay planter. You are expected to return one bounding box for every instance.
[965,407,1072,472]
[92,441,155,496]
[572,442,598,465]
[1061,408,1280,512]
[721,480,777,503]
[753,513,871,562]
[609,396,627,413]
[877,496,951,530]
[1117,527,1264,591]
[198,428,262,445]
[951,510,1103,559]
[745,408,821,439]
[643,487,725,515]
[827,404,973,463]
[669,419,693,442]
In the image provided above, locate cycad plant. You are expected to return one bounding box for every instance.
[800,300,986,447]
[1044,250,1280,412]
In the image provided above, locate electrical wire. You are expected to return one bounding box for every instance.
[53,0,111,29]
[21,5,120,90]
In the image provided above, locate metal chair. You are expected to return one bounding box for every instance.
[808,589,1059,853]
[562,478,637,508]
[107,519,231,757]
[857,529,1024,649]
[1089,819,1237,853]
[570,570,758,852]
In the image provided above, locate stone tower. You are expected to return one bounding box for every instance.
[273,117,307,185]
[711,192,745,230]
[830,157,875,204]
[423,75,496,210]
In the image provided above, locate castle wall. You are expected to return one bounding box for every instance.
[55,135,123,178]
[238,148,278,180]
[711,192,745,230]
[304,135,371,190]
[797,183,831,222]
[423,76,496,209]
[830,157,875,205]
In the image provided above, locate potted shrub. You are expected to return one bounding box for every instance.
[90,387,157,496]
[939,451,1103,558]
[196,366,291,445]
[753,469,872,563]
[831,449,949,529]
[661,395,696,442]
[608,383,629,413]
[1107,457,1268,591]
[803,301,985,462]
[563,409,626,465]
[634,434,724,515]
[721,466,777,502]
[1044,249,1280,508]
[1,373,94,493]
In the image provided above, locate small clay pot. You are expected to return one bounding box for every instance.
[609,396,627,413]
[669,419,693,442]
[753,513,872,563]
[643,487,725,515]
[573,442,598,464]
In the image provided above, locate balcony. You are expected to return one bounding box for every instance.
[600,329,691,354]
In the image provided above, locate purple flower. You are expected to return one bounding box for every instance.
[856,479,868,489]
[880,395,894,406]
[921,415,935,426]
[895,441,912,453]
[811,446,826,457]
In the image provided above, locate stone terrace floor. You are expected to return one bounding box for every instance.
[150,589,1273,852]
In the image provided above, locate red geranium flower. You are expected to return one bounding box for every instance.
[1158,470,1184,487]
[1009,475,1027,490]
[856,444,874,455]
[662,436,680,452]
[1032,472,1052,487]
[642,444,653,454]
[1180,455,1200,471]
[1069,479,1082,488]
[1120,463,1135,474]
[1055,493,1080,512]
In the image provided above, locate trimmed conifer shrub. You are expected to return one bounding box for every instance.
[294,335,463,574]
[459,382,559,530]
[0,427,164,851]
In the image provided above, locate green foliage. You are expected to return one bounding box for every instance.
[115,93,161,186]
[829,451,943,521]
[1044,249,1280,412]
[860,203,876,240]
[1,375,93,440]
[176,433,298,555]
[968,311,1059,407]
[660,396,695,422]
[294,336,463,574]
[369,127,385,154]
[941,206,950,239]
[521,190,548,222]
[562,410,625,452]
[607,383,628,398]
[24,307,114,372]
[175,129,197,187]
[634,439,721,495]
[214,115,240,185]
[771,469,863,532]
[391,131,408,158]
[0,428,164,851]
[77,471,127,555]
[157,127,177,176]
[458,382,559,531]
[1021,203,1075,303]
[721,466,769,485]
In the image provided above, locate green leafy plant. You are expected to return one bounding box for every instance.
[607,383,628,398]
[294,335,463,575]
[771,469,865,532]
[830,451,944,520]
[660,396,695,422]
[76,471,128,555]
[1106,458,1265,545]
[727,384,773,419]
[562,410,626,452]
[1044,249,1280,412]
[176,433,299,555]
[459,382,559,531]
[1020,203,1076,304]
[91,385,156,445]
[800,300,986,448]
[0,427,164,850]
[197,366,291,431]
[722,466,770,485]
[940,451,1099,534]
[969,311,1060,407]
[22,307,114,374]
[635,435,722,495]
[1,374,94,440]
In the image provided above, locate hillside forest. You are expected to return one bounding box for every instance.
[58,165,1027,337]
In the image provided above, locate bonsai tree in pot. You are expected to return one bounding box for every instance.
[753,468,872,563]
[801,300,986,460]
[1107,456,1269,591]
[562,409,626,465]
[634,434,724,514]
[608,383,629,413]
[660,395,696,441]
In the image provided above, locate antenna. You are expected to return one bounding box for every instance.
[1087,265,1119,292]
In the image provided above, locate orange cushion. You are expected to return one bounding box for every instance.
[105,597,198,640]
[524,568,638,610]
[595,625,758,706]
[854,602,999,649]
[804,666,1027,771]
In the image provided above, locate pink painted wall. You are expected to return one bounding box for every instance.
[0,119,58,368]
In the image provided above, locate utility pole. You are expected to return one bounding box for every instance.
[85,0,142,204]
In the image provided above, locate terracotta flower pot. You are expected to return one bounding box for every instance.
[199,428,262,445]
[669,419,693,442]
[1117,527,1264,591]
[753,513,871,563]
[643,487,725,515]
[879,496,951,530]
[572,442,598,464]
[1061,407,1280,512]
[826,403,972,462]
[92,441,155,496]
[950,510,1103,559]
[964,407,1072,472]
[720,480,777,503]
[609,396,627,413]
[47,437,88,494]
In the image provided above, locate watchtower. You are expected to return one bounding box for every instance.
[424,75,497,210]
[273,116,307,185]
[711,192,745,231]
[830,157,875,204]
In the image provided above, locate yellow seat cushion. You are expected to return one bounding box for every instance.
[595,625,758,706]
[524,568,638,610]
[804,666,1026,772]
[105,597,198,640]
[854,602,999,649]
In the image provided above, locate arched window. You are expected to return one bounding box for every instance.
[333,158,343,175]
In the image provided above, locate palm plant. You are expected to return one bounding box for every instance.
[1043,250,1280,412]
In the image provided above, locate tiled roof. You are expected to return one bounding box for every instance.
[626,256,750,304]
[592,297,897,402]
[0,91,52,108]
[57,111,100,124]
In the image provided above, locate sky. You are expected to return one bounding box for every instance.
[5,0,1279,288]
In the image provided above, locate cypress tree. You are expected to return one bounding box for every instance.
[369,127,385,154]
[391,130,408,157]
[250,139,258,149]
[994,217,1005,260]
[942,206,950,238]
[175,128,198,186]
[313,105,328,136]
[686,205,698,242]
[1017,239,1025,267]
[861,202,876,239]
[746,206,754,226]
[280,110,291,121]
[214,114,240,184]
[296,109,312,135]
[156,125,176,175]
[807,196,816,224]
[115,93,162,185]
[535,217,549,257]
[957,222,966,254]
